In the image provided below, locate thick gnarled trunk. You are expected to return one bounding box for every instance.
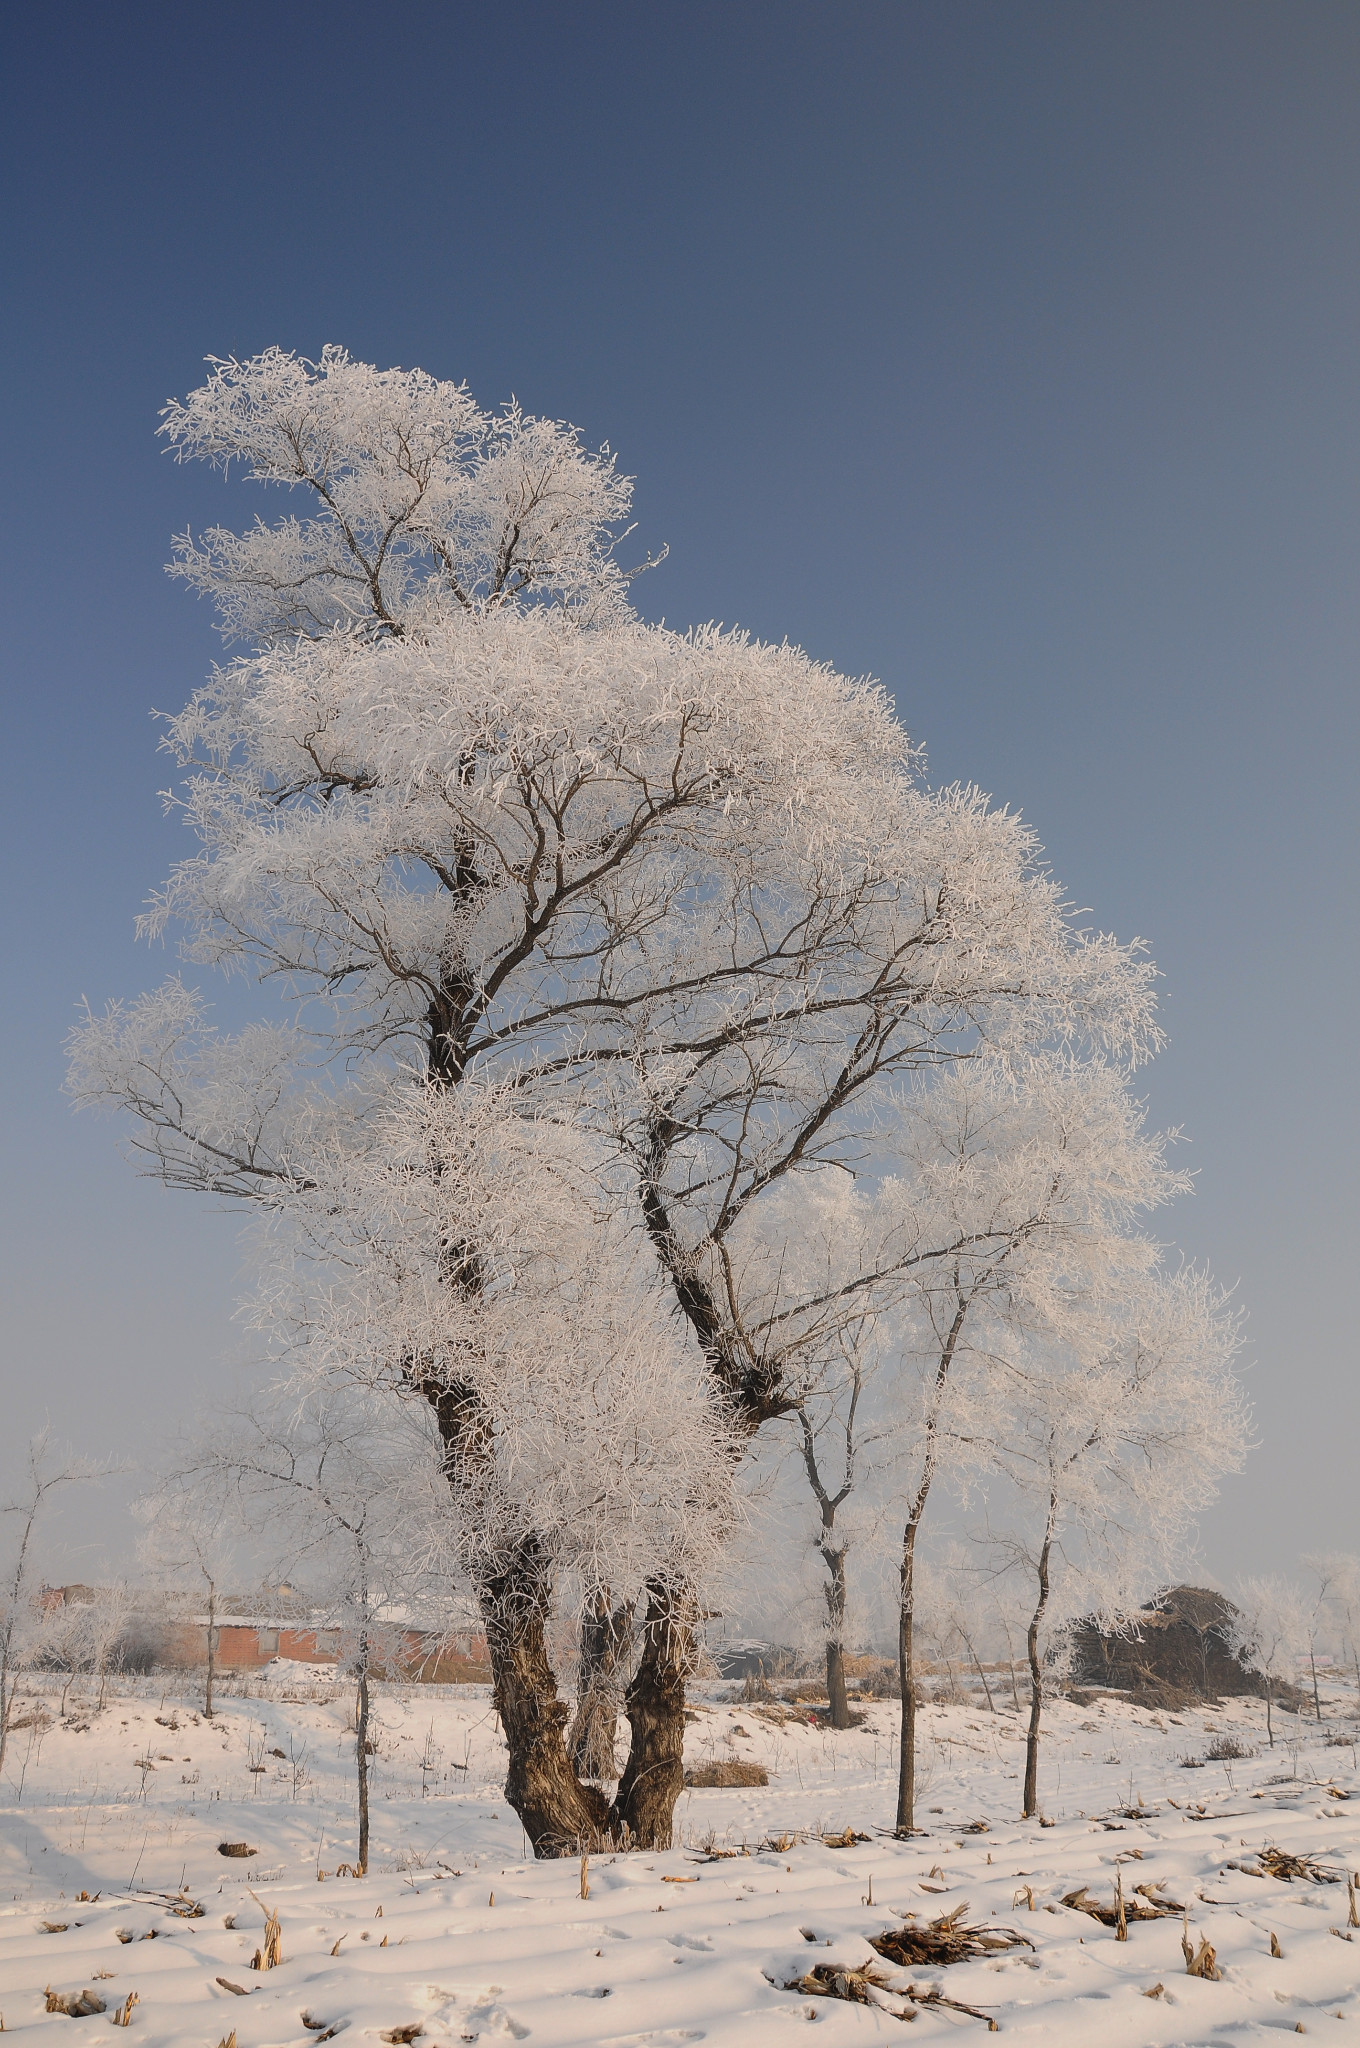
[483,1536,612,1856]
[609,1581,694,1849]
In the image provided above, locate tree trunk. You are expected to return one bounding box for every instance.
[204,1586,216,1720]
[1022,1510,1055,1820]
[824,1542,852,1730]
[569,1593,633,1782]
[1266,1687,1273,1747]
[895,1519,920,1833]
[482,1536,611,1857]
[356,1663,370,1875]
[1310,1647,1323,1722]
[609,1581,694,1850]
[826,1639,851,1730]
[0,1644,11,1776]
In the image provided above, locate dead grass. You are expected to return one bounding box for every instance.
[682,1760,769,1787]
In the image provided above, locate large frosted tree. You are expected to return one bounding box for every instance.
[69,348,1159,1854]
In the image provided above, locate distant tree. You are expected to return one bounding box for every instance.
[788,1318,881,1730]
[1305,1553,1360,1707]
[138,1467,242,1717]
[864,1055,1197,1835]
[988,1268,1247,1816]
[1232,1576,1312,1747]
[0,1436,100,1771]
[68,348,1159,1855]
[179,1387,458,1876]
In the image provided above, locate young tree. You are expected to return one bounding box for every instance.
[138,1467,242,1717]
[791,1326,873,1730]
[82,1581,135,1713]
[1304,1553,1360,1707]
[987,1267,1247,1816]
[0,1436,99,1771]
[68,348,1159,1855]
[1232,1576,1311,1747]
[179,1387,459,1875]
[860,1054,1193,1834]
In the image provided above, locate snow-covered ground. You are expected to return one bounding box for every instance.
[3,1668,1359,2044]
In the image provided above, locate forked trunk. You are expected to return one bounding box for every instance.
[609,1581,694,1850]
[483,1536,611,1856]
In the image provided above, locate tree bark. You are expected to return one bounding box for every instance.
[422,1369,613,1857]
[896,1518,920,1833]
[569,1592,633,1782]
[826,1637,851,1730]
[1022,1505,1055,1819]
[356,1661,370,1875]
[822,1532,853,1728]
[483,1535,612,1856]
[609,1581,694,1850]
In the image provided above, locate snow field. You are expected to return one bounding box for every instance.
[2,1674,1358,2046]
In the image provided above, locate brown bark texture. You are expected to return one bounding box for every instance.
[608,1582,695,1850]
[484,1537,612,1856]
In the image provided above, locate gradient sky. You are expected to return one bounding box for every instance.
[1,1,1356,1585]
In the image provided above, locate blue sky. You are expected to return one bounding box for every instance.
[1,1,1356,1579]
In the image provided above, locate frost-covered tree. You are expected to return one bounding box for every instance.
[0,1437,100,1770]
[176,1386,461,1875]
[138,1464,242,1718]
[983,1267,1247,1816]
[854,1055,1194,1834]
[791,1329,873,1730]
[1304,1553,1360,1706]
[68,348,1159,1855]
[1231,1576,1311,1747]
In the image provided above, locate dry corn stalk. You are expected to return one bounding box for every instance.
[1181,1912,1220,1980]
[247,1893,283,1971]
[112,1991,140,2027]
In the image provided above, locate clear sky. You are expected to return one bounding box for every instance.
[1,1,1355,1584]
